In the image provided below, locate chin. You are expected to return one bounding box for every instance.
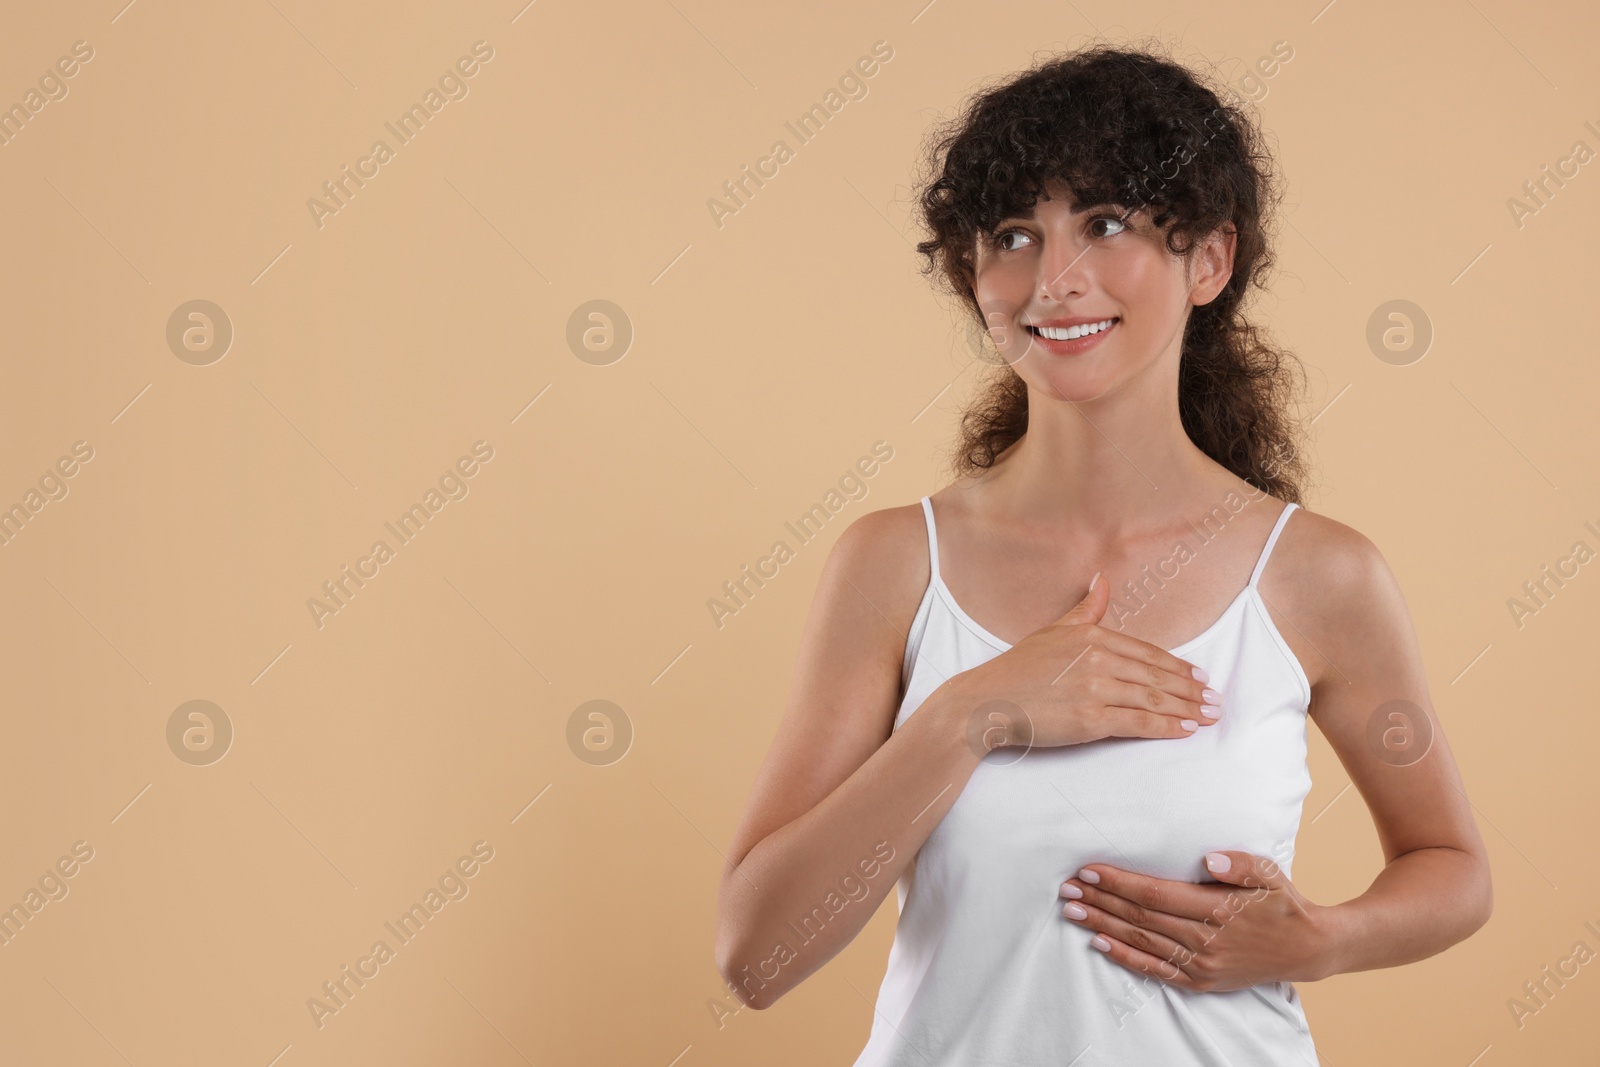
[1028,372,1112,405]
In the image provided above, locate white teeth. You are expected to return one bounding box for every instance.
[1035,318,1116,341]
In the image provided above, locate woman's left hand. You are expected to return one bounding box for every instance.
[1060,850,1338,990]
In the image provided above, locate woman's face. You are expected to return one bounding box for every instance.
[970,178,1232,403]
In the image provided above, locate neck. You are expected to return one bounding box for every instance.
[982,372,1236,539]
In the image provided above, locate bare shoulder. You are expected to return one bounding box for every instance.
[1275,503,1385,589]
[1259,502,1405,693]
[719,500,935,873]
[823,499,935,650]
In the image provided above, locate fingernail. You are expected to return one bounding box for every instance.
[1181,719,1198,732]
[1202,688,1221,705]
[1064,902,1087,920]
[1201,706,1221,720]
[1089,570,1101,590]
[1191,666,1209,682]
[1078,868,1100,884]
[1092,935,1112,952]
[1205,852,1231,874]
[1060,882,1083,899]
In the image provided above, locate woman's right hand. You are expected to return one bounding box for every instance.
[958,573,1222,751]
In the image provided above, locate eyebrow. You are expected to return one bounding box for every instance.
[997,200,1135,223]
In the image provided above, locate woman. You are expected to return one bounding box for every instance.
[714,43,1492,1065]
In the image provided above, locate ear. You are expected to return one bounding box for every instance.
[1187,225,1237,307]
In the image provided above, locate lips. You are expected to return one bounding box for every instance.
[1024,317,1120,355]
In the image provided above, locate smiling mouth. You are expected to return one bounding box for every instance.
[1027,317,1120,341]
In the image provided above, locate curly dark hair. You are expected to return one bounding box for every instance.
[912,39,1312,503]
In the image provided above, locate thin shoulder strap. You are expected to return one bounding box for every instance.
[1248,501,1298,589]
[919,496,941,582]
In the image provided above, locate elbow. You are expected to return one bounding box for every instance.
[1473,858,1495,932]
[714,944,777,1012]
[715,919,779,1012]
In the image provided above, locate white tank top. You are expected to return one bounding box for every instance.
[852,496,1319,1066]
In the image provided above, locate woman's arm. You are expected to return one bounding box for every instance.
[714,507,986,1010]
[1284,515,1494,978]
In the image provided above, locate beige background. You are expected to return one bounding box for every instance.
[1,0,1596,1063]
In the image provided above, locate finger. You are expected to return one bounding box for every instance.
[1065,880,1202,945]
[1063,897,1195,972]
[1072,864,1229,922]
[1052,570,1109,627]
[1095,676,1221,725]
[1094,706,1206,739]
[1076,631,1218,709]
[1079,929,1200,990]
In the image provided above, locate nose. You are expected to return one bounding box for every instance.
[1037,233,1093,305]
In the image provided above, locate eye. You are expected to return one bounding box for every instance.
[1089,212,1132,239]
[988,228,1033,252]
